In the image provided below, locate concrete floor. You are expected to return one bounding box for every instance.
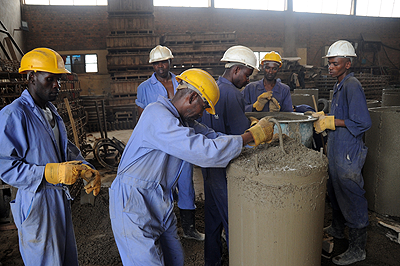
[87,129,400,265]
[1,129,400,265]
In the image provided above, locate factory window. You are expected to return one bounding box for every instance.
[24,0,107,5]
[253,51,268,69]
[356,0,400,17]
[64,54,98,73]
[153,0,209,7]
[293,0,353,15]
[214,0,285,11]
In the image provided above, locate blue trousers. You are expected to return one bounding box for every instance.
[109,184,184,266]
[327,137,369,229]
[177,161,196,210]
[202,167,229,266]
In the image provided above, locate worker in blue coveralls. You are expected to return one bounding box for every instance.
[199,45,259,266]
[135,45,204,241]
[0,48,101,266]
[313,40,371,265]
[109,68,275,266]
[241,51,293,113]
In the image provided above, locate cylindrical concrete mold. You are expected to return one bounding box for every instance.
[294,88,319,102]
[290,93,314,107]
[227,138,328,266]
[245,112,317,148]
[367,100,381,108]
[381,88,400,107]
[364,106,400,217]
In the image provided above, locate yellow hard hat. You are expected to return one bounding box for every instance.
[261,51,282,67]
[19,47,70,74]
[176,68,220,115]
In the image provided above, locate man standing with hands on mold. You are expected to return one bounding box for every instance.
[313,40,371,265]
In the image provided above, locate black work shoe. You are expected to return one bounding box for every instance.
[183,228,205,241]
[324,224,345,239]
[332,249,366,265]
[180,209,205,241]
[332,227,367,265]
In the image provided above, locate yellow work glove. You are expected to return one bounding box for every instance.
[80,164,101,196]
[269,97,281,112]
[246,116,274,146]
[253,91,273,111]
[248,116,259,127]
[45,161,88,185]
[312,111,335,134]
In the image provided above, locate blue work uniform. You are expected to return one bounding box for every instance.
[136,72,195,210]
[327,73,371,229]
[109,96,243,266]
[200,76,250,266]
[294,104,315,113]
[241,78,294,112]
[0,90,89,266]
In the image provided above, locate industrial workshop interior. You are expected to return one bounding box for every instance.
[1,0,400,265]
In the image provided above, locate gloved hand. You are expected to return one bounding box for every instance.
[269,97,281,112]
[246,116,274,146]
[312,111,335,133]
[253,91,273,111]
[45,161,88,185]
[80,164,101,196]
[248,116,259,127]
[304,111,314,116]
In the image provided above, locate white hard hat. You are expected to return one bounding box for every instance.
[323,40,357,58]
[149,45,174,63]
[221,45,259,71]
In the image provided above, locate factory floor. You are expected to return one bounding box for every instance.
[0,129,399,266]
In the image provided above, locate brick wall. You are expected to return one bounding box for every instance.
[153,7,400,69]
[21,5,400,71]
[22,5,108,51]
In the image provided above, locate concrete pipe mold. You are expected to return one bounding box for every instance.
[227,137,328,266]
[364,106,400,217]
[381,88,400,107]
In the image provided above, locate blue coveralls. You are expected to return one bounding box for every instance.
[109,96,243,266]
[200,76,250,266]
[0,90,89,266]
[327,73,371,229]
[241,78,294,112]
[136,73,195,210]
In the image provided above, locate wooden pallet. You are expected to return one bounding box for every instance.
[108,14,155,31]
[108,0,153,13]
[161,32,237,44]
[106,34,159,49]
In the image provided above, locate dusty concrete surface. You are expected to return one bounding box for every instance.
[1,130,400,265]
[228,136,328,265]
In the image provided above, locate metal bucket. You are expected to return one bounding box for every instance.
[245,112,317,148]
